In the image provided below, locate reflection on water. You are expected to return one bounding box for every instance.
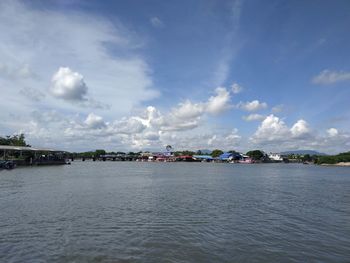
[0,162,349,262]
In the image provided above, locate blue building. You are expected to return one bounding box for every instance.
[218,152,242,161]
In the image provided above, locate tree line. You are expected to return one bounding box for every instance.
[315,151,350,164]
[0,134,30,147]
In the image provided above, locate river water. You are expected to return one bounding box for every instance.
[0,162,349,262]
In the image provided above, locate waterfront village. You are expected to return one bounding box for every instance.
[73,150,290,163]
[1,134,350,169]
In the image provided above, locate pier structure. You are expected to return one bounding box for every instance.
[0,145,67,166]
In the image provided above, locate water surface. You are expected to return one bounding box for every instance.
[0,162,349,262]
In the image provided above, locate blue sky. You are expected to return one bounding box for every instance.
[0,0,349,153]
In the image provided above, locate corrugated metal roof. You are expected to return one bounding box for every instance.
[0,145,64,152]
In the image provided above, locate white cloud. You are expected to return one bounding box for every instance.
[20,106,350,154]
[290,119,311,138]
[170,86,232,120]
[252,114,289,143]
[51,67,88,101]
[327,128,338,137]
[0,0,159,123]
[207,129,241,148]
[84,113,106,129]
[18,85,237,151]
[111,117,146,134]
[206,87,231,114]
[242,114,265,121]
[159,87,232,132]
[173,100,204,119]
[312,69,350,85]
[150,17,164,28]
[238,100,268,112]
[252,115,311,143]
[248,115,350,154]
[231,82,243,94]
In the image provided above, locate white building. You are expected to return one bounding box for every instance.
[268,153,283,161]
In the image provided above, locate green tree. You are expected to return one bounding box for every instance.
[211,149,223,158]
[95,149,106,157]
[196,150,202,155]
[246,150,264,160]
[0,133,30,146]
[316,151,350,164]
[302,154,312,162]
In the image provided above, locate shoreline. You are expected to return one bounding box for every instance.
[320,162,350,167]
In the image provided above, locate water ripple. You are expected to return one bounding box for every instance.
[1,162,350,262]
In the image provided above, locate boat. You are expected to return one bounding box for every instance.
[0,160,16,170]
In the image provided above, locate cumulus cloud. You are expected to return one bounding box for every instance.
[173,100,204,119]
[231,82,243,94]
[84,113,106,129]
[290,119,311,138]
[312,69,350,85]
[170,86,232,120]
[158,86,233,132]
[111,117,146,134]
[51,67,88,101]
[248,115,350,153]
[251,115,311,144]
[142,105,200,132]
[208,129,241,147]
[242,114,265,121]
[21,106,350,154]
[0,0,159,123]
[206,87,231,114]
[238,100,268,112]
[150,17,164,28]
[251,114,289,143]
[20,85,238,150]
[327,128,338,137]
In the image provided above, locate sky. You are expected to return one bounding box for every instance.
[0,0,349,153]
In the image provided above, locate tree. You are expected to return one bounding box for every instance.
[302,154,312,162]
[174,150,195,156]
[0,133,30,146]
[246,150,264,160]
[211,149,223,158]
[95,149,106,157]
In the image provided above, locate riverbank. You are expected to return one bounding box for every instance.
[321,162,350,167]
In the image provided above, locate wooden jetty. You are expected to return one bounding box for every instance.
[0,145,68,167]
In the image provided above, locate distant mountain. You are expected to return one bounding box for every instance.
[280,150,327,156]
